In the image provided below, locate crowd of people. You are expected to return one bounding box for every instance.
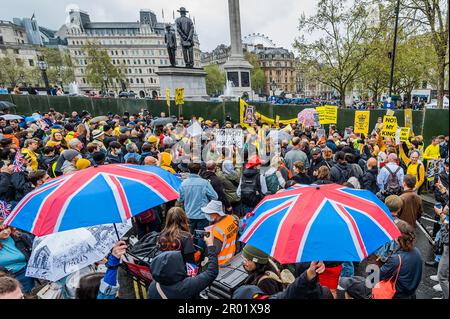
[0,107,448,300]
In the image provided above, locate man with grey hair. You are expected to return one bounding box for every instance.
[69,138,83,152]
[143,156,158,166]
[377,153,404,195]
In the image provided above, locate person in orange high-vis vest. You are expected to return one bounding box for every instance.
[201,200,239,266]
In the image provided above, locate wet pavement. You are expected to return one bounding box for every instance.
[415,197,443,299]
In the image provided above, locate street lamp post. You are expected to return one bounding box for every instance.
[102,73,108,96]
[37,59,50,94]
[388,0,401,100]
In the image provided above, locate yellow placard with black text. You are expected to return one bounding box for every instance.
[381,116,398,139]
[354,111,370,134]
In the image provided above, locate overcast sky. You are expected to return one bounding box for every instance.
[0,0,317,52]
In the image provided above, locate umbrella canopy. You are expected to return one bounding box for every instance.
[297,108,319,127]
[150,117,178,127]
[239,184,401,264]
[90,116,109,123]
[3,165,181,236]
[0,114,23,121]
[0,101,16,111]
[26,222,132,282]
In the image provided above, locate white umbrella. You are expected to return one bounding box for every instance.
[26,222,131,282]
[0,114,23,121]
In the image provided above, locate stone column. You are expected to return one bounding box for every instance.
[228,0,243,58]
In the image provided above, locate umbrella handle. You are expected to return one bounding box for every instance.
[113,223,121,241]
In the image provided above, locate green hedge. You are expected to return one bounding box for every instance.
[1,94,448,143]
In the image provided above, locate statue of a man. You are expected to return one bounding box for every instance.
[175,7,195,68]
[165,24,177,67]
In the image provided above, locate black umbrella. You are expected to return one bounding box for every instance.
[150,117,178,127]
[0,101,16,111]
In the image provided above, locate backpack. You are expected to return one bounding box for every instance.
[241,172,262,207]
[265,172,281,195]
[384,166,403,196]
[334,164,353,185]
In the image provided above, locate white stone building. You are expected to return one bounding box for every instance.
[61,9,202,97]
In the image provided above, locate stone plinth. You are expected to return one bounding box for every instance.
[157,67,208,100]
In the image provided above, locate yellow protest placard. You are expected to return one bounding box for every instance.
[165,88,171,107]
[354,111,370,134]
[386,109,395,116]
[404,108,413,129]
[316,107,327,124]
[324,105,338,124]
[399,127,410,142]
[175,88,184,105]
[317,106,338,124]
[381,116,398,138]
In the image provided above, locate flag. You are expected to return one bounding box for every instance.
[0,200,12,219]
[13,149,26,173]
[166,88,171,107]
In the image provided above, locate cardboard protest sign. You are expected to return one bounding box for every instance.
[386,109,395,116]
[354,111,370,134]
[399,127,410,143]
[316,129,326,139]
[175,88,184,105]
[214,129,244,148]
[381,116,398,138]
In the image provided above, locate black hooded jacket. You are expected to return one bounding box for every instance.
[362,167,380,194]
[147,246,219,299]
[200,170,231,208]
[233,270,322,299]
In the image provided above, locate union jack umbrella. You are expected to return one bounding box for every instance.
[239,184,401,264]
[3,165,181,236]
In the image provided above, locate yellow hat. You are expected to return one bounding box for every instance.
[76,158,91,170]
[148,136,159,143]
[198,117,204,122]
[205,120,213,125]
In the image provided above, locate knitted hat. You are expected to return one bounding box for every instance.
[76,158,91,170]
[242,244,269,265]
[92,130,104,139]
[385,195,403,213]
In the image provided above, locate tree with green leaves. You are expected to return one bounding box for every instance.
[0,54,27,87]
[294,0,385,107]
[399,0,448,109]
[245,52,266,94]
[38,47,75,87]
[204,64,226,96]
[82,41,123,92]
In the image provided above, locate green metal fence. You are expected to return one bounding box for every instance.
[1,94,448,143]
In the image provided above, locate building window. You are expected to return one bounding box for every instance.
[29,59,34,67]
[139,69,142,74]
[130,78,134,84]
[140,78,144,84]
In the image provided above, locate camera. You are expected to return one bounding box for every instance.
[194,230,210,239]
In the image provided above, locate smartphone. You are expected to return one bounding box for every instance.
[194,230,210,239]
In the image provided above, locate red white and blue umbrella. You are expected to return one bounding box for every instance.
[239,184,401,264]
[3,165,181,236]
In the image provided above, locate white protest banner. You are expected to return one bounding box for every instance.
[214,129,244,148]
[187,121,202,137]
